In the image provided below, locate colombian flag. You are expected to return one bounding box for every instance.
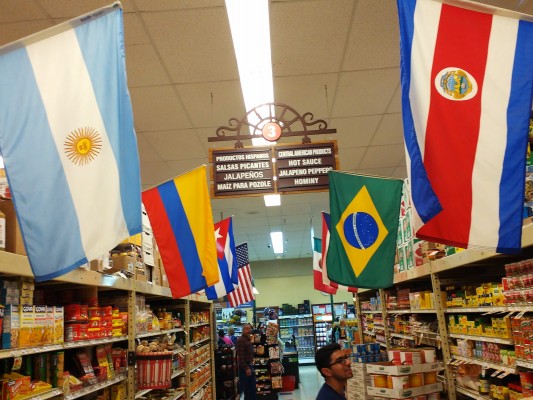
[326,171,403,289]
[142,166,218,298]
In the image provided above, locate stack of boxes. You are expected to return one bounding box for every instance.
[447,314,511,338]
[443,283,505,309]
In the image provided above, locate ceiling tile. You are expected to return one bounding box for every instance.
[164,158,208,177]
[136,132,163,163]
[392,164,408,179]
[271,0,354,76]
[141,7,238,83]
[332,68,400,117]
[359,144,405,169]
[178,81,245,128]
[355,166,395,177]
[371,113,404,146]
[332,115,382,148]
[274,74,339,117]
[140,161,170,187]
[130,85,192,132]
[337,147,367,171]
[0,1,48,22]
[39,0,135,18]
[134,0,223,11]
[0,20,55,46]
[343,0,399,71]
[387,84,402,114]
[126,44,171,87]
[143,129,206,161]
[123,13,151,46]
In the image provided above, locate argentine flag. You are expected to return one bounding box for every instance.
[0,4,142,281]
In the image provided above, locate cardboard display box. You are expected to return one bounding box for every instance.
[0,200,26,256]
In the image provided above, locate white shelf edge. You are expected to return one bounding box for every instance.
[189,322,210,328]
[190,377,212,398]
[191,358,210,371]
[449,333,513,345]
[135,389,152,399]
[393,262,432,283]
[5,336,128,360]
[516,359,533,369]
[25,388,63,400]
[390,332,415,340]
[65,374,127,400]
[189,337,210,347]
[452,355,516,374]
[172,369,186,379]
[136,327,184,339]
[456,385,490,400]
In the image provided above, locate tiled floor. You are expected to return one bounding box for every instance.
[277,365,324,400]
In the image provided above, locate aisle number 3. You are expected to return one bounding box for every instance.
[262,122,282,142]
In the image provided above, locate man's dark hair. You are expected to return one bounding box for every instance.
[315,343,341,378]
[218,329,225,337]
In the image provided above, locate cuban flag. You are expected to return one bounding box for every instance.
[398,0,533,253]
[205,217,239,300]
[0,4,141,281]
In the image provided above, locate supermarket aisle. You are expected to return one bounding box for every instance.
[278,365,323,400]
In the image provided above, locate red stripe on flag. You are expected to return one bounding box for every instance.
[228,265,254,307]
[142,189,191,298]
[418,4,492,246]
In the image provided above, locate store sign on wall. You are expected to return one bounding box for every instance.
[209,141,338,198]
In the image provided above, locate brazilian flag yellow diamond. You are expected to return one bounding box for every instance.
[335,185,388,277]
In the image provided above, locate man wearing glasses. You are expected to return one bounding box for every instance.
[315,343,353,399]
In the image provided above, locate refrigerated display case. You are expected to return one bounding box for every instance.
[311,302,347,352]
[279,314,314,364]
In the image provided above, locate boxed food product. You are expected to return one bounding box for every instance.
[19,305,34,348]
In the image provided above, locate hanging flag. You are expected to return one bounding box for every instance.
[313,237,337,294]
[0,4,141,281]
[322,212,358,293]
[142,166,218,298]
[397,0,533,253]
[228,243,255,307]
[205,217,239,300]
[327,171,403,289]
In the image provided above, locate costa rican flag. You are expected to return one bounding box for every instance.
[397,0,533,253]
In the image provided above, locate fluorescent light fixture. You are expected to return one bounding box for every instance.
[270,231,284,254]
[264,194,280,207]
[225,0,274,147]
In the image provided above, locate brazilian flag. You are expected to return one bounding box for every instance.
[326,171,403,289]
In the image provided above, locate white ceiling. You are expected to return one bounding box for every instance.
[1,0,533,265]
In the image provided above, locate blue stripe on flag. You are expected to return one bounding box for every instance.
[158,181,207,292]
[228,218,239,285]
[0,47,87,281]
[498,19,533,253]
[205,256,234,300]
[75,9,141,236]
[397,0,442,223]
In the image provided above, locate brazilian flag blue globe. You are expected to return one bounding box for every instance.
[326,171,403,289]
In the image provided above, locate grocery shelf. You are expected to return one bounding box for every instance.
[393,262,432,283]
[516,359,533,369]
[449,333,513,345]
[445,307,508,313]
[279,324,314,328]
[190,337,210,347]
[191,358,210,371]
[390,332,415,340]
[135,281,172,297]
[387,309,411,314]
[452,355,516,374]
[279,314,312,318]
[25,388,63,400]
[136,327,184,339]
[456,385,491,400]
[172,369,186,378]
[135,390,151,399]
[361,310,380,314]
[169,391,185,400]
[410,309,437,313]
[363,330,376,336]
[190,377,212,399]
[189,322,210,328]
[432,224,533,274]
[3,336,128,360]
[65,374,127,400]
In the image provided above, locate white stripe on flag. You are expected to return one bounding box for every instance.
[26,28,128,259]
[470,15,517,247]
[411,0,441,159]
[228,265,254,307]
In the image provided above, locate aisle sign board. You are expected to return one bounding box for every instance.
[209,141,338,198]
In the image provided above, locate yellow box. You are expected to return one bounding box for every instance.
[484,326,494,336]
[32,305,46,346]
[54,306,64,345]
[19,305,34,348]
[44,306,54,345]
[121,234,141,247]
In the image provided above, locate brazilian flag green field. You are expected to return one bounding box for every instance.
[326,171,403,289]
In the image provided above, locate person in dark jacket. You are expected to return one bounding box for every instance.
[315,343,353,399]
[236,324,256,399]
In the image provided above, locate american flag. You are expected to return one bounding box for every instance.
[227,243,255,307]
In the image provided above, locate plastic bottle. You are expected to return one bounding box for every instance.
[479,368,490,395]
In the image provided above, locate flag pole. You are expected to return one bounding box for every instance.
[330,294,335,323]
[252,299,257,328]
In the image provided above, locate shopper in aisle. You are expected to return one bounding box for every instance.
[236,323,256,400]
[315,343,353,399]
[218,329,233,346]
[228,326,238,345]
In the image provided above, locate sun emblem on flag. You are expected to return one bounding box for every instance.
[64,127,102,165]
[435,67,478,101]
